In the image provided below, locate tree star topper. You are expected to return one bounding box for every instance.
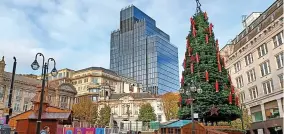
[210,105,219,116]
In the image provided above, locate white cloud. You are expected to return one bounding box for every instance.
[0,0,274,80]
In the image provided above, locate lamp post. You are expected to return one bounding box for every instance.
[31,53,58,134]
[179,80,202,134]
[5,57,17,124]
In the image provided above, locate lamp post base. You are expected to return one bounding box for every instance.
[36,121,42,134]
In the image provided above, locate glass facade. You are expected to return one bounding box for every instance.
[110,5,179,94]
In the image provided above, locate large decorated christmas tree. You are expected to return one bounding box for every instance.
[178,0,240,124]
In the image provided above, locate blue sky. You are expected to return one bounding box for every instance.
[0,0,274,78]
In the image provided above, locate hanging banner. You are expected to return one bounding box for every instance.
[74,128,86,134]
[85,128,95,134]
[64,127,74,134]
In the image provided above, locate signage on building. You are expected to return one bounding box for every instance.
[0,117,5,125]
[194,113,198,119]
[3,108,9,115]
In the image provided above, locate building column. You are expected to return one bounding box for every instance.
[247,106,251,115]
[119,103,121,116]
[277,99,283,117]
[260,104,266,121]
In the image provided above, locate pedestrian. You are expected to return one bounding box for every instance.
[40,126,50,134]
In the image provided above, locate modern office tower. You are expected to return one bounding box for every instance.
[110,5,179,94]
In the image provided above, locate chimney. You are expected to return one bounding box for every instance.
[0,56,6,82]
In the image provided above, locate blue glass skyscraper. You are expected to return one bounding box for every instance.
[110,5,179,94]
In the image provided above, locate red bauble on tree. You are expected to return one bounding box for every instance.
[231,85,235,94]
[192,27,196,37]
[191,63,194,74]
[209,23,214,36]
[204,12,208,20]
[205,70,209,82]
[218,62,222,72]
[186,99,192,105]
[206,34,209,44]
[216,39,219,51]
[216,39,219,46]
[221,57,226,67]
[187,47,192,56]
[215,80,219,92]
[235,95,239,106]
[181,76,184,85]
[190,17,195,27]
[228,93,232,104]
[217,52,220,63]
[196,53,200,63]
[190,55,196,62]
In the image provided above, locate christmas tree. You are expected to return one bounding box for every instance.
[178,0,241,124]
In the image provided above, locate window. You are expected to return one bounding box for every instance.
[252,111,263,122]
[279,74,283,88]
[176,129,181,134]
[257,43,268,57]
[234,61,241,73]
[168,128,173,134]
[245,53,254,65]
[157,115,162,122]
[263,80,273,94]
[275,52,284,69]
[84,78,88,83]
[92,96,97,102]
[247,69,256,83]
[58,73,62,78]
[249,87,258,99]
[93,78,98,84]
[23,102,28,111]
[78,80,82,84]
[0,86,4,102]
[13,103,20,112]
[235,76,244,88]
[265,107,280,119]
[260,61,270,76]
[240,92,245,103]
[273,31,283,48]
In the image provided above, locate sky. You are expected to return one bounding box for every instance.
[0,0,275,78]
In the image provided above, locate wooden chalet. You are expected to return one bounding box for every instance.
[159,120,228,134]
[8,86,73,134]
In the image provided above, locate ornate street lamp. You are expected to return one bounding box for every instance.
[31,53,57,134]
[179,80,202,134]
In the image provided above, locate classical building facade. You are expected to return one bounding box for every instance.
[97,91,166,128]
[220,0,283,133]
[0,57,77,117]
[43,67,166,127]
[44,67,141,102]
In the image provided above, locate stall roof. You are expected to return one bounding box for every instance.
[161,120,192,128]
[28,112,71,120]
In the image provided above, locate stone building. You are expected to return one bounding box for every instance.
[0,56,77,117]
[97,91,166,127]
[220,0,283,133]
[44,66,167,128]
[43,67,141,101]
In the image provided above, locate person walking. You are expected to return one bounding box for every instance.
[40,126,50,134]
